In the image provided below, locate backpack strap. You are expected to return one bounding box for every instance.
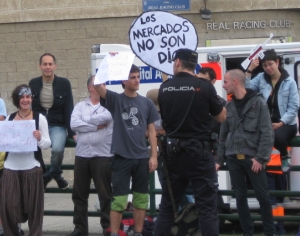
[8,112,17,121]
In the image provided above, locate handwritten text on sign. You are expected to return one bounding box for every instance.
[129,11,198,75]
[0,120,37,152]
[94,53,135,84]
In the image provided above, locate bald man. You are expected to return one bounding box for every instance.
[217,69,276,236]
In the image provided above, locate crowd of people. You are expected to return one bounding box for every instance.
[0,48,298,236]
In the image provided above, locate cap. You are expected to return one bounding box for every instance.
[146,89,159,111]
[170,48,198,64]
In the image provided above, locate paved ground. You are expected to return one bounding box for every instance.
[20,192,300,236]
[21,191,300,236]
[22,192,104,236]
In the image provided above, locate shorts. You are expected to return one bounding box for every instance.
[111,155,149,211]
[112,155,149,196]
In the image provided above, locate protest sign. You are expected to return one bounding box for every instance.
[129,10,198,75]
[94,53,135,85]
[0,120,37,152]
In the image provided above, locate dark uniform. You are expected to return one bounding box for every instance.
[154,71,224,236]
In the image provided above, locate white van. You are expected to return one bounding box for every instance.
[91,42,300,212]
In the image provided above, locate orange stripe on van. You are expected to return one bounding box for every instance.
[200,62,222,80]
[267,147,291,174]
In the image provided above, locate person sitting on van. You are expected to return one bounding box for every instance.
[245,49,299,173]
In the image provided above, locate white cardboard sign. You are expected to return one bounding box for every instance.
[0,120,37,152]
[94,53,135,85]
[129,11,198,75]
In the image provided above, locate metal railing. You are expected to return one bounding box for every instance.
[44,136,300,222]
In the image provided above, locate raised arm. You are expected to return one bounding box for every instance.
[94,83,107,99]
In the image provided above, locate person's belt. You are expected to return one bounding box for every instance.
[230,154,252,160]
[176,138,212,147]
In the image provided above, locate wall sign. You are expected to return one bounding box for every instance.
[143,0,190,12]
[207,20,290,31]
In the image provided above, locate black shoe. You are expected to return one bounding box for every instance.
[43,176,52,190]
[66,229,88,236]
[56,177,69,190]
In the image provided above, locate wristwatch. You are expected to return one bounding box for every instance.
[246,69,252,73]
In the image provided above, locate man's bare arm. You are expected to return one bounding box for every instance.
[212,107,227,122]
[94,83,107,99]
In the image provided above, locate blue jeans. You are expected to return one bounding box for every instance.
[266,172,286,205]
[43,126,67,181]
[227,156,276,236]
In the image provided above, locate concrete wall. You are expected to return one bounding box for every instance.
[0,0,299,23]
[0,9,299,115]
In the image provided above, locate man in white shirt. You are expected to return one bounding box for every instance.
[68,76,113,236]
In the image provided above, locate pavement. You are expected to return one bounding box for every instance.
[20,188,300,236]
[22,192,104,236]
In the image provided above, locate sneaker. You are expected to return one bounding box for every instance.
[275,221,286,235]
[133,233,143,236]
[43,176,52,191]
[56,177,69,190]
[281,156,291,173]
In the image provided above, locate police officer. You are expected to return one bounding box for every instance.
[154,48,226,236]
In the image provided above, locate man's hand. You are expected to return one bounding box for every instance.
[109,52,118,56]
[251,158,262,173]
[97,124,108,130]
[93,83,107,99]
[215,163,221,172]
[73,135,77,143]
[149,156,158,173]
[272,122,284,130]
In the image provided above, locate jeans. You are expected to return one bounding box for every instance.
[227,156,276,236]
[154,143,219,236]
[43,126,67,181]
[266,172,286,205]
[274,124,297,156]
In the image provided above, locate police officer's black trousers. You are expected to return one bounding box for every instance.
[154,144,219,236]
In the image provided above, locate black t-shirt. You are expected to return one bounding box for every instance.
[158,72,224,141]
